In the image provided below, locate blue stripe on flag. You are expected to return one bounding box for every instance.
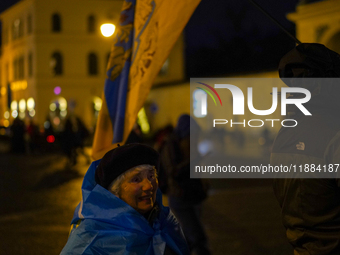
[104,0,135,143]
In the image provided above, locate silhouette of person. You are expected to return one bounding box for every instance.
[160,114,210,255]
[271,43,340,254]
[10,117,26,154]
[61,114,90,166]
[27,119,41,154]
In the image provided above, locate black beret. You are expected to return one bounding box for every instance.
[95,143,159,189]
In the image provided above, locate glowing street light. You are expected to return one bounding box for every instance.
[100,23,116,37]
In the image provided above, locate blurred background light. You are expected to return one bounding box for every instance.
[29,109,36,117]
[12,110,18,118]
[54,86,61,95]
[59,98,67,111]
[49,103,56,111]
[4,111,10,119]
[27,97,35,110]
[44,121,51,129]
[19,99,26,112]
[46,135,55,143]
[19,112,25,119]
[60,110,67,118]
[11,100,18,111]
[93,97,102,111]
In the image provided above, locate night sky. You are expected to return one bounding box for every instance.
[184,0,301,77]
[0,0,323,77]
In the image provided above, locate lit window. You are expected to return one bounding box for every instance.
[12,19,23,40]
[18,56,24,79]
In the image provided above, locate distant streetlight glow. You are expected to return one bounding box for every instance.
[12,110,18,118]
[50,103,57,112]
[11,101,18,111]
[27,98,35,110]
[100,23,116,37]
[93,97,102,111]
[19,99,26,112]
[29,109,36,117]
[4,111,9,119]
[59,97,67,111]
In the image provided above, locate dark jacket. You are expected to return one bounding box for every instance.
[272,43,340,255]
[159,134,208,204]
[272,105,340,255]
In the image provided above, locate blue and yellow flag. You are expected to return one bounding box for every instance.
[92,0,201,160]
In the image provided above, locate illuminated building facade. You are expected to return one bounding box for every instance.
[288,0,340,52]
[0,0,123,131]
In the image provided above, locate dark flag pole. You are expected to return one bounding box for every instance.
[248,0,302,45]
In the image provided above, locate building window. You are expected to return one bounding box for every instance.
[3,26,8,45]
[13,56,25,80]
[12,19,23,40]
[27,14,32,34]
[13,58,19,80]
[18,56,24,79]
[28,52,33,77]
[52,13,61,32]
[88,15,96,33]
[50,52,63,75]
[88,53,98,75]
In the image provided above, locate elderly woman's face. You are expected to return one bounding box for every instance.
[119,167,158,214]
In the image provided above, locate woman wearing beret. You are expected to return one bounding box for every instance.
[60,143,189,255]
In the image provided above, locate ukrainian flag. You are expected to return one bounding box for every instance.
[92,0,201,160]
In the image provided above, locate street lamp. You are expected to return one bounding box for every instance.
[100,23,116,37]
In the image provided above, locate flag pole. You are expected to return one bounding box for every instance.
[248,0,302,45]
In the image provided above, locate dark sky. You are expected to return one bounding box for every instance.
[1,0,322,77]
[184,0,302,77]
[0,0,20,14]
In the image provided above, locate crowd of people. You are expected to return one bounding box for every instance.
[5,114,91,166]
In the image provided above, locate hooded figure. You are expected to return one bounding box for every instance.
[60,143,189,255]
[271,43,340,255]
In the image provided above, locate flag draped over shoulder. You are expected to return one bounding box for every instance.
[92,0,201,160]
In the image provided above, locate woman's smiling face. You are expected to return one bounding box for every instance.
[118,166,158,215]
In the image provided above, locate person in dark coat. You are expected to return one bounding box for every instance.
[61,114,90,166]
[10,117,26,154]
[271,43,340,255]
[160,114,210,255]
